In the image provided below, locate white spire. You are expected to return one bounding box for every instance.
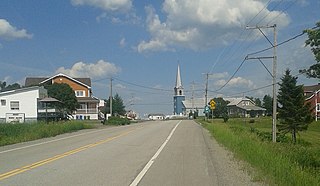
[175,64,182,88]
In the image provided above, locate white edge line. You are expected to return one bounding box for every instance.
[0,127,112,154]
[129,120,182,186]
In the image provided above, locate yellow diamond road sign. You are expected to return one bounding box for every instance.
[209,99,216,110]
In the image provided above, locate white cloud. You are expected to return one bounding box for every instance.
[115,83,126,89]
[71,0,132,12]
[215,76,254,89]
[56,60,121,78]
[137,0,290,53]
[210,72,229,79]
[0,19,33,40]
[119,37,126,47]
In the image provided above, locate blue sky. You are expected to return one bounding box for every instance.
[0,0,319,116]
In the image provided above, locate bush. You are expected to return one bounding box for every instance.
[106,117,130,125]
[249,119,255,123]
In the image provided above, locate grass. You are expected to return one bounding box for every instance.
[197,117,320,186]
[0,121,94,146]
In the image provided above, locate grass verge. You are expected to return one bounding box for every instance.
[197,118,320,186]
[0,121,94,146]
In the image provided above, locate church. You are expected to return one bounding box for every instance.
[173,64,185,115]
[173,64,206,117]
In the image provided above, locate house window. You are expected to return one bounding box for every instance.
[1,99,6,106]
[317,103,320,112]
[10,101,19,110]
[75,90,85,97]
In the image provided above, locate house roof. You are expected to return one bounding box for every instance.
[182,98,205,109]
[77,97,99,103]
[25,73,91,88]
[304,84,320,100]
[0,86,45,97]
[226,97,253,106]
[304,84,320,92]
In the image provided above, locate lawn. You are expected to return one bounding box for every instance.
[0,121,94,146]
[198,117,320,185]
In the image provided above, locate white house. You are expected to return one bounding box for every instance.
[0,86,47,123]
[148,114,165,120]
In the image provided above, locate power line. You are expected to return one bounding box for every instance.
[214,57,247,92]
[266,0,298,25]
[248,24,319,57]
[247,0,272,25]
[256,0,285,25]
[113,77,171,92]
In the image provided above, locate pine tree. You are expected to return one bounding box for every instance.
[277,69,313,143]
[262,95,272,116]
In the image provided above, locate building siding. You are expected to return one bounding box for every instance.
[52,76,90,97]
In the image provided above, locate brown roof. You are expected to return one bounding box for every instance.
[304,84,320,93]
[304,84,320,99]
[25,76,91,87]
[77,97,99,103]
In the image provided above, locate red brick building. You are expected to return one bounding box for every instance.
[304,84,320,121]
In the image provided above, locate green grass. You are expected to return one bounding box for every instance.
[197,117,320,185]
[0,121,94,146]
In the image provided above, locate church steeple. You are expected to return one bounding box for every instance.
[174,64,184,96]
[175,64,182,88]
[173,64,185,115]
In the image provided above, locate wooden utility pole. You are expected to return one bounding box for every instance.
[246,24,277,142]
[110,77,113,117]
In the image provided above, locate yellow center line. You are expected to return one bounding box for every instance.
[0,129,136,181]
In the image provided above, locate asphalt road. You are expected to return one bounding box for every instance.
[0,120,260,186]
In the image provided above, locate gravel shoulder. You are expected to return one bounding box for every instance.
[201,124,264,186]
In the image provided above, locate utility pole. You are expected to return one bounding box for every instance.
[205,73,209,107]
[109,77,113,117]
[191,81,195,114]
[246,24,277,143]
[203,73,213,121]
[272,25,277,143]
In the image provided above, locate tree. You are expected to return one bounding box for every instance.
[254,98,262,107]
[0,81,21,92]
[262,95,273,116]
[45,83,79,115]
[277,69,313,143]
[300,21,320,79]
[105,93,126,116]
[210,97,229,118]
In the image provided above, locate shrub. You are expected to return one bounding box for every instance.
[106,117,130,125]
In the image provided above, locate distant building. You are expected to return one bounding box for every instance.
[304,84,320,120]
[173,64,185,115]
[148,114,165,120]
[226,97,266,118]
[0,86,47,123]
[182,97,205,116]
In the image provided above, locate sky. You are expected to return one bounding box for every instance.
[0,0,319,117]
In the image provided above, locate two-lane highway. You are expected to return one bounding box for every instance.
[0,120,259,186]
